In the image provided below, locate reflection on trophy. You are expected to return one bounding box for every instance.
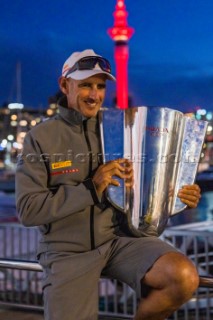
[99,106,208,237]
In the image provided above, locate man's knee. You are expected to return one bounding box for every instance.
[143,252,199,299]
[165,253,198,288]
[135,252,199,319]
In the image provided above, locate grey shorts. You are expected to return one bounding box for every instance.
[39,236,178,320]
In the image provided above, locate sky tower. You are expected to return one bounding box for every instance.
[108,0,134,109]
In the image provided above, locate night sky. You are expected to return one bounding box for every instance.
[1,0,213,113]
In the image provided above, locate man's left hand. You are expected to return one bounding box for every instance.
[177,184,201,208]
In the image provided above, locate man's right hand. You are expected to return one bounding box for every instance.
[92,158,133,197]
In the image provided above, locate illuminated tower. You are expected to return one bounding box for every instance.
[108,0,134,109]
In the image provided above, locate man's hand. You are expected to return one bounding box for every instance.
[177,184,201,208]
[92,158,133,197]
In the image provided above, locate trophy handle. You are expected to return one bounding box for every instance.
[171,117,208,215]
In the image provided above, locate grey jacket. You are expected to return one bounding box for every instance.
[16,100,124,255]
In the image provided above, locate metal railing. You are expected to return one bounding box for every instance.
[0,257,213,319]
[0,257,136,318]
[162,224,213,320]
[0,222,213,319]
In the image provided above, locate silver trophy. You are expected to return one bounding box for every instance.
[99,106,208,237]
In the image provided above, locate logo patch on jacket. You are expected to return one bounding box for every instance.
[51,160,72,170]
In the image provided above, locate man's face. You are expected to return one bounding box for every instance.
[62,74,107,118]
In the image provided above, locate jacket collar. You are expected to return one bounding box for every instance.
[57,96,98,131]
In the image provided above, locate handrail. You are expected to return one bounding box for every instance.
[0,258,42,272]
[0,258,213,288]
[199,276,213,288]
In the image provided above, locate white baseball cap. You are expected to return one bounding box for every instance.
[61,49,116,81]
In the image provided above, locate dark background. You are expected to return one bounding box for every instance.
[1,0,213,112]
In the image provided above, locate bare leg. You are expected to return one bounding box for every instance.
[134,252,199,320]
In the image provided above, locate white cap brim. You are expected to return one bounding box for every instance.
[66,69,116,81]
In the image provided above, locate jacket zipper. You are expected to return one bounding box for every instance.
[83,120,95,250]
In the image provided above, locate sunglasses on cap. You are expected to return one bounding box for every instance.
[64,56,111,77]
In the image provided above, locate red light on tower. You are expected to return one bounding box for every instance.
[108,0,134,109]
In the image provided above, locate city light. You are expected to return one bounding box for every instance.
[8,103,24,110]
[11,114,17,120]
[19,132,26,138]
[207,125,213,132]
[0,139,7,148]
[47,109,54,116]
[19,120,28,126]
[7,135,14,141]
[13,142,22,150]
[197,109,207,116]
[31,120,37,126]
[10,121,18,127]
[206,112,213,121]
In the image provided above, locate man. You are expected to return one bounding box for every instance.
[16,49,201,320]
